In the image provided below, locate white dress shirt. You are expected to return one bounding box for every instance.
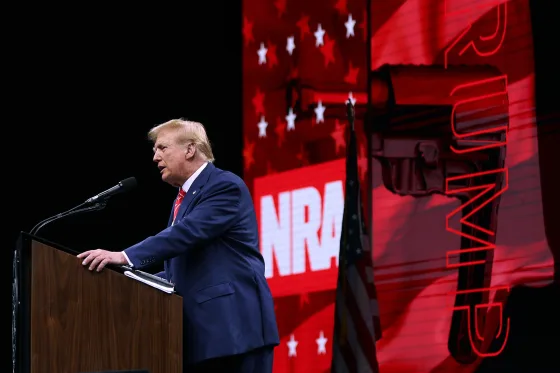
[179,161,208,196]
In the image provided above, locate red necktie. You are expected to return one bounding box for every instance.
[173,189,186,223]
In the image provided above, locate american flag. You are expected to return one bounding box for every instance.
[331,101,381,373]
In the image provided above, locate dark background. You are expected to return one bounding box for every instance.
[8,1,559,372]
[10,3,243,271]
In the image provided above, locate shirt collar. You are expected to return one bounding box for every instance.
[181,162,208,194]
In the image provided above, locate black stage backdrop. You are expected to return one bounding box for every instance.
[10,3,242,276]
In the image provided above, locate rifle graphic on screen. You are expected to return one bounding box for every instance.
[287,63,510,364]
[365,64,510,364]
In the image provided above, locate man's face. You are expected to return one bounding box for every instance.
[153,129,190,187]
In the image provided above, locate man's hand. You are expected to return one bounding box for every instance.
[77,249,127,272]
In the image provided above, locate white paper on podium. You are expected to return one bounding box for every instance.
[124,270,175,294]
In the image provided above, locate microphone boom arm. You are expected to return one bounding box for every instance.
[28,176,136,237]
[29,202,107,236]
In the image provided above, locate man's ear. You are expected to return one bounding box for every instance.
[185,143,196,160]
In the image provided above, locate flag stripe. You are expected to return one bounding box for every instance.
[334,286,360,373]
[354,253,382,341]
[343,275,377,369]
[348,265,376,338]
[336,285,374,373]
[332,342,351,373]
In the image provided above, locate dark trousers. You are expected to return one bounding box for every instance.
[188,346,274,373]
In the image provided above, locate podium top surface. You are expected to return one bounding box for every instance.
[18,231,78,254]
[16,231,124,274]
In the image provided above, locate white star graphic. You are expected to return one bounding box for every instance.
[314,100,326,123]
[286,36,295,56]
[314,24,325,47]
[348,92,357,105]
[257,116,268,138]
[287,334,298,357]
[286,107,297,131]
[345,14,356,38]
[257,43,267,65]
[316,331,328,355]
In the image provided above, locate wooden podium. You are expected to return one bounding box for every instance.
[12,232,183,373]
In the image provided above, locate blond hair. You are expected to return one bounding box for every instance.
[148,118,215,162]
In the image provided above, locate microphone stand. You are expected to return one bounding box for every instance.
[29,201,107,236]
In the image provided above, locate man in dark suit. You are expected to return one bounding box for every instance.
[78,119,280,373]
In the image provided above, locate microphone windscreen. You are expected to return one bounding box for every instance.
[120,177,137,191]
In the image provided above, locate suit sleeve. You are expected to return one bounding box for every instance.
[123,181,241,268]
[154,271,166,279]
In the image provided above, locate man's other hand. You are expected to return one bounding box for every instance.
[77,249,127,272]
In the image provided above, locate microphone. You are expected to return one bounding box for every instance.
[85,177,137,203]
[29,177,137,236]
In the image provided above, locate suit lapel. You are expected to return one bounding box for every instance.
[174,163,215,222]
[167,198,176,227]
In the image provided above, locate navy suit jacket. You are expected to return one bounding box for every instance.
[124,163,280,364]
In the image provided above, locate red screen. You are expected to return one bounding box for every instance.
[242,0,553,372]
